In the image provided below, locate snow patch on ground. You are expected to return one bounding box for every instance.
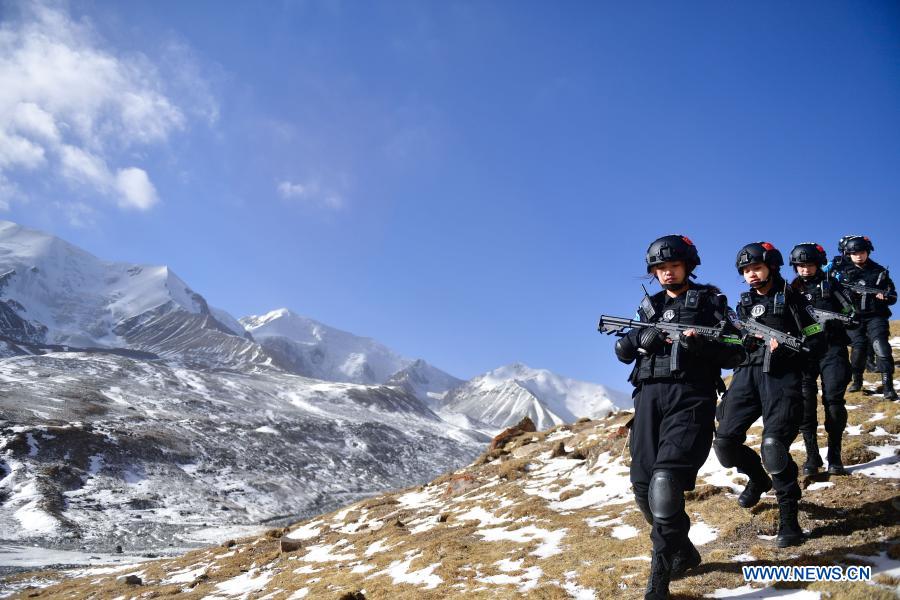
[688,521,718,546]
[210,567,274,599]
[370,551,442,589]
[611,524,638,540]
[476,525,567,558]
[301,540,356,563]
[476,565,542,593]
[806,481,834,491]
[454,506,508,526]
[848,444,900,478]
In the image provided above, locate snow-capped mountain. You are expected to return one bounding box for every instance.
[241,309,459,392]
[0,221,266,369]
[441,363,630,431]
[0,219,630,567]
[386,358,465,406]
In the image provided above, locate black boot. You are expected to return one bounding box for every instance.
[671,539,701,579]
[801,433,823,475]
[882,372,898,401]
[827,433,847,475]
[848,371,863,393]
[775,500,804,547]
[644,550,673,600]
[738,473,772,508]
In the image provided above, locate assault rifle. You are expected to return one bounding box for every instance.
[596,315,732,372]
[810,307,857,326]
[728,315,808,373]
[843,282,897,302]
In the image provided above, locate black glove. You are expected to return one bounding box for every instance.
[802,333,827,356]
[678,332,705,354]
[638,326,666,354]
[742,334,763,353]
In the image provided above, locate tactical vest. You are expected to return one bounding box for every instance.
[737,282,805,366]
[836,260,892,316]
[631,286,727,383]
[794,273,853,344]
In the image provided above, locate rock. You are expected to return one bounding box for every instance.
[115,545,123,554]
[489,417,537,451]
[550,441,567,458]
[223,539,236,548]
[565,449,587,461]
[280,538,304,553]
[338,592,366,600]
[120,574,142,585]
[443,473,479,497]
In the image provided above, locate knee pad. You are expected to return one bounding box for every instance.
[874,339,892,360]
[713,438,740,468]
[760,437,790,475]
[648,470,684,520]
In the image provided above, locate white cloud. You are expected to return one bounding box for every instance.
[0,1,208,214]
[115,167,158,210]
[277,179,344,210]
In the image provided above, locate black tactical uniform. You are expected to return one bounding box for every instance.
[613,235,744,600]
[713,242,825,548]
[789,243,856,476]
[830,236,897,401]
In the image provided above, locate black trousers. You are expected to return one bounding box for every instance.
[630,380,716,555]
[715,365,802,503]
[800,343,850,438]
[848,316,894,375]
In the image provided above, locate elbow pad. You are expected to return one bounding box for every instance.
[720,344,746,370]
[615,331,639,364]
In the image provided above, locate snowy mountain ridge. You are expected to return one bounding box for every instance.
[240,308,418,385]
[0,221,625,428]
[441,362,630,430]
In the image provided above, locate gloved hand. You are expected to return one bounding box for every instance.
[678,331,705,353]
[638,326,667,354]
[802,333,827,356]
[743,335,763,353]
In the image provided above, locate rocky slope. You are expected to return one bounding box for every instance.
[8,332,898,599]
[0,351,487,561]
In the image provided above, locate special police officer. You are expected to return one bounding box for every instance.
[789,243,856,475]
[614,235,744,599]
[830,236,898,401]
[713,242,825,548]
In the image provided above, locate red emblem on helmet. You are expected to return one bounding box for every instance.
[761,242,775,251]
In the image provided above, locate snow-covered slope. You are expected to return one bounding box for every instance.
[386,359,465,406]
[0,352,487,550]
[0,221,264,369]
[0,221,202,346]
[241,309,449,387]
[441,363,630,431]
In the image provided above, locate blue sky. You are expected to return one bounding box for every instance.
[1,1,899,388]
